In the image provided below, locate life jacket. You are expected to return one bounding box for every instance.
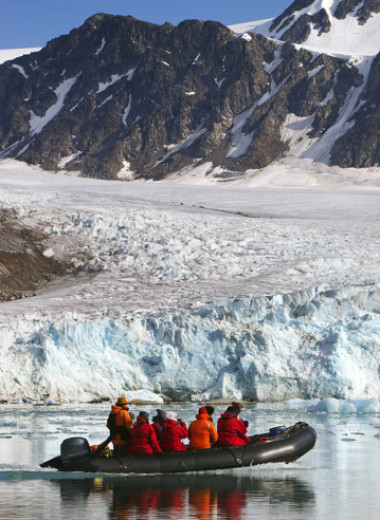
[107,405,133,445]
[160,419,188,452]
[216,412,251,446]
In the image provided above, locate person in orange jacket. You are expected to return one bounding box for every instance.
[188,407,218,449]
[107,396,133,456]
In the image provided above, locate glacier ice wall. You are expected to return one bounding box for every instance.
[1,283,379,402]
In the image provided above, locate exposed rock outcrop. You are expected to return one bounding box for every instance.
[0,209,70,301]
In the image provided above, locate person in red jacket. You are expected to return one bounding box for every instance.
[160,411,188,452]
[216,403,251,447]
[152,409,166,443]
[128,411,162,454]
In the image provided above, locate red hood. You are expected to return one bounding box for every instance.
[220,412,236,420]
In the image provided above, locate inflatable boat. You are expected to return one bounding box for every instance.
[41,422,316,474]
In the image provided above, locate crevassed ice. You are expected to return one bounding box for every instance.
[1,283,379,403]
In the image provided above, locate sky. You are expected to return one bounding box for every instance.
[0,0,291,49]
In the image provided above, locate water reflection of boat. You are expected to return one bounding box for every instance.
[41,422,316,474]
[54,474,315,519]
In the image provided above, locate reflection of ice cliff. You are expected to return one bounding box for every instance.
[2,283,379,402]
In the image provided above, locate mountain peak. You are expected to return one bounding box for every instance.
[232,0,380,56]
[1,7,380,180]
[271,0,380,32]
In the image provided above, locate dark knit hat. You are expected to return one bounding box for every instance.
[138,411,149,421]
[156,409,166,420]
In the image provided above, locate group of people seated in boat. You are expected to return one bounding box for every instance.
[105,397,251,457]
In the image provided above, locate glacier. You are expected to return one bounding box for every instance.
[1,281,380,403]
[0,158,380,404]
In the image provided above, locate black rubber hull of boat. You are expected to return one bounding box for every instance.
[41,424,316,474]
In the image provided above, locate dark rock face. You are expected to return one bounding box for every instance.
[271,0,380,43]
[0,209,69,301]
[311,9,331,35]
[330,53,380,167]
[276,9,330,44]
[280,14,312,43]
[0,15,275,178]
[334,0,363,19]
[334,0,380,24]
[0,12,378,178]
[270,0,315,32]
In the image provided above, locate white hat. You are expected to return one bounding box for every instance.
[165,411,178,421]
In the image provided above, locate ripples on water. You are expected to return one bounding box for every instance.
[0,402,379,519]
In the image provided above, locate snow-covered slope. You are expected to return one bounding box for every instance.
[230,0,380,57]
[0,48,40,65]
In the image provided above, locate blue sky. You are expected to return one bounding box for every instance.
[1,0,291,49]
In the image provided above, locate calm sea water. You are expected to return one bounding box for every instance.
[0,402,379,520]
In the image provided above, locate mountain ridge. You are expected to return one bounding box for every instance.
[0,2,379,180]
[233,0,380,57]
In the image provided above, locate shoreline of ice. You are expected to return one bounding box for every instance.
[1,283,379,403]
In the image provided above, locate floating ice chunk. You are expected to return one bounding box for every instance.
[307,398,380,414]
[0,419,18,427]
[362,404,379,413]
[125,389,164,404]
[339,402,357,414]
[43,398,59,405]
[284,398,319,410]
[308,398,341,413]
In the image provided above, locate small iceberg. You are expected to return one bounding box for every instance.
[307,398,380,414]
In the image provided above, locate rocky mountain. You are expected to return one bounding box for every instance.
[0,1,379,180]
[267,0,380,47]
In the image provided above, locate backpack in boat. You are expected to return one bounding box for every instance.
[107,411,130,441]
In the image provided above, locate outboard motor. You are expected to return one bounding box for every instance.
[60,437,91,466]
